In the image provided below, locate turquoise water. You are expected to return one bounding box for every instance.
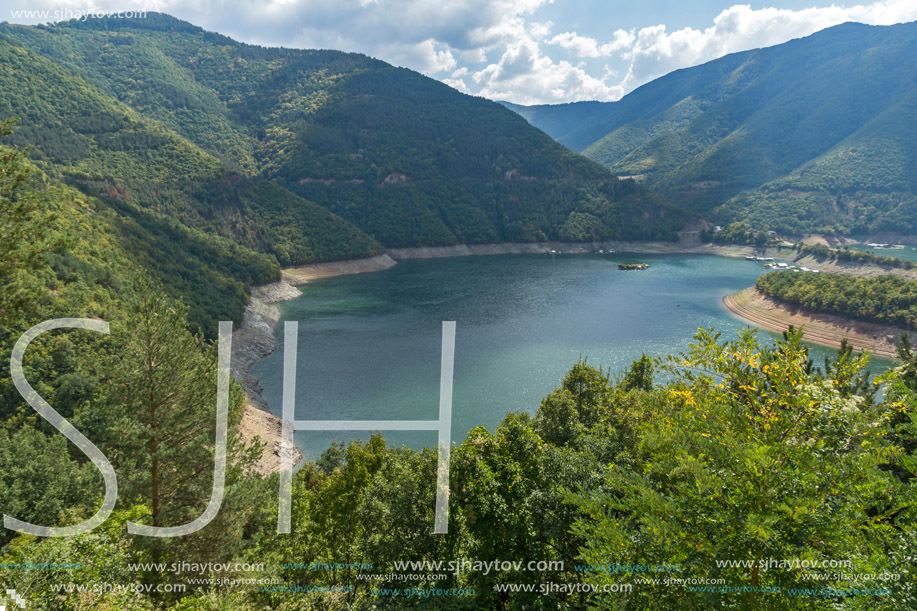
[251,254,892,459]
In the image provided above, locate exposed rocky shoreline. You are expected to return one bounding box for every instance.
[232,282,301,412]
[231,257,399,474]
[385,241,756,259]
[232,281,303,475]
[282,253,397,283]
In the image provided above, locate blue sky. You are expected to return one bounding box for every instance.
[3,0,916,104]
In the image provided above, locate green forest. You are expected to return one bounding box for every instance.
[0,13,689,253]
[1,122,916,609]
[1,11,916,611]
[509,22,917,237]
[757,270,917,329]
[794,243,917,271]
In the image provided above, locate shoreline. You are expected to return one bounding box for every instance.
[791,253,917,280]
[233,241,781,468]
[235,240,912,467]
[232,256,396,474]
[281,253,397,283]
[723,287,908,360]
[385,241,769,259]
[232,281,304,475]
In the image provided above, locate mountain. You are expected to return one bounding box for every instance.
[499,100,621,152]
[506,22,917,236]
[0,13,688,259]
[0,24,383,270]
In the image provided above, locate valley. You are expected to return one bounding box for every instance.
[0,10,914,611]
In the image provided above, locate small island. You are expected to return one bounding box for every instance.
[618,262,648,270]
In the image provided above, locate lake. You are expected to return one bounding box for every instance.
[251,253,892,459]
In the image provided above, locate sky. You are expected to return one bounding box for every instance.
[3,0,916,105]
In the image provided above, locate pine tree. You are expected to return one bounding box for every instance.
[101,280,257,563]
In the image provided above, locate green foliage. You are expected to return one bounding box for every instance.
[0,426,103,544]
[0,128,277,336]
[0,25,381,270]
[100,197,280,335]
[512,22,917,236]
[0,510,158,610]
[0,14,689,251]
[98,281,252,529]
[0,120,59,322]
[795,242,917,270]
[621,354,654,392]
[569,328,912,610]
[756,270,917,329]
[702,222,771,246]
[242,328,916,611]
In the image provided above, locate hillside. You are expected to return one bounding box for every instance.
[507,22,917,236]
[0,13,689,252]
[0,25,382,268]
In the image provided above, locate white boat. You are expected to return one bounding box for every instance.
[758,257,775,262]
[745,255,757,260]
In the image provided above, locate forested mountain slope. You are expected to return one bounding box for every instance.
[0,13,689,249]
[0,27,382,267]
[507,22,917,235]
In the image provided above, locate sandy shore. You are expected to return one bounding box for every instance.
[232,281,303,475]
[723,287,909,360]
[282,253,396,283]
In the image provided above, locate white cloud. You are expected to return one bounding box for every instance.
[3,0,916,103]
[467,36,626,104]
[548,29,634,58]
[442,77,471,93]
[396,39,457,73]
[462,0,917,103]
[3,0,550,56]
[618,1,917,93]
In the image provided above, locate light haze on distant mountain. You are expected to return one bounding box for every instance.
[507,22,917,236]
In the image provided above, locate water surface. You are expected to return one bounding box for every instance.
[251,254,892,459]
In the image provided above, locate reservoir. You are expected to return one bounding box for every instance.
[251,253,892,459]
